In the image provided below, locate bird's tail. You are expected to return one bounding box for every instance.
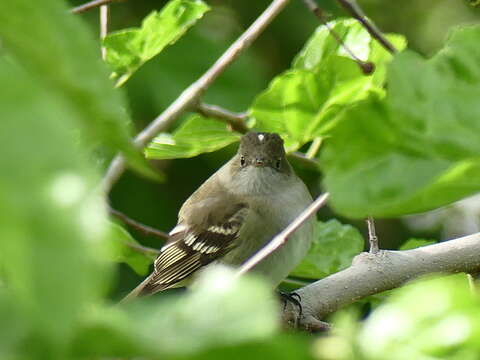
[120,273,176,304]
[119,274,155,304]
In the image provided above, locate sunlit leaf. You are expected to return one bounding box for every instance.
[104,0,210,86]
[145,115,241,160]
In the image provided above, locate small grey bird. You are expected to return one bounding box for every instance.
[123,132,314,301]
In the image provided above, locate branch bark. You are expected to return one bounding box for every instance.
[336,0,397,54]
[101,0,291,193]
[71,0,121,14]
[283,232,480,331]
[237,193,330,276]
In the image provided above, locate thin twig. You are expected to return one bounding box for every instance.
[196,102,249,134]
[196,103,320,170]
[99,4,108,60]
[109,206,169,240]
[124,242,160,257]
[102,0,291,193]
[236,193,330,276]
[71,0,120,14]
[336,0,397,54]
[366,215,379,253]
[302,0,374,75]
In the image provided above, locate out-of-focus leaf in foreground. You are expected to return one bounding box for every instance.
[315,275,480,360]
[0,0,160,180]
[0,58,111,358]
[74,266,279,358]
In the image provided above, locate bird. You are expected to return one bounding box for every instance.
[123,132,314,301]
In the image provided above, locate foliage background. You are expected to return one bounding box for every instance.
[1,0,480,359]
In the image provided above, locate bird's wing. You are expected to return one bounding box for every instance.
[138,197,249,296]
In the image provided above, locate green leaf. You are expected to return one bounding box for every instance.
[0,0,160,182]
[399,238,437,250]
[316,275,480,360]
[250,19,406,151]
[145,115,241,160]
[321,26,480,218]
[108,223,156,275]
[291,220,364,280]
[104,0,210,86]
[0,58,112,355]
[74,266,278,358]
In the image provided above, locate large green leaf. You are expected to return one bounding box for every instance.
[104,0,210,87]
[321,26,480,218]
[399,238,437,251]
[0,58,112,357]
[146,115,241,160]
[291,220,364,280]
[250,19,406,151]
[74,266,279,358]
[0,0,159,180]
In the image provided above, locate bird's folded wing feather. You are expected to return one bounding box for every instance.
[137,194,249,296]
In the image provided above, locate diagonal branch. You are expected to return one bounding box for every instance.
[101,0,292,193]
[283,231,480,331]
[71,0,122,14]
[109,206,169,240]
[302,0,374,75]
[336,0,397,54]
[236,193,330,276]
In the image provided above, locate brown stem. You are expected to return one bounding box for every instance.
[196,102,249,134]
[366,215,379,253]
[336,0,397,54]
[302,0,374,75]
[109,206,169,240]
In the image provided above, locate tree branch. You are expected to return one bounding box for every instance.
[101,0,291,193]
[236,193,330,276]
[109,206,169,240]
[71,0,122,14]
[196,102,249,134]
[302,0,374,75]
[336,0,397,54]
[283,232,480,331]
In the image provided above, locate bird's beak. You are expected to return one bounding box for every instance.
[254,158,265,167]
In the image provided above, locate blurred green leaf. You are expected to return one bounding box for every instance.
[0,58,112,357]
[104,0,210,87]
[400,238,437,250]
[108,222,156,275]
[146,115,241,160]
[315,275,480,360]
[74,266,279,358]
[250,19,406,151]
[291,220,364,279]
[321,26,480,218]
[0,0,160,181]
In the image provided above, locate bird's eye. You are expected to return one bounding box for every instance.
[240,156,246,167]
[275,159,281,169]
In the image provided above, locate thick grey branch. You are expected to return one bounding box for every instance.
[102,0,291,193]
[283,232,480,330]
